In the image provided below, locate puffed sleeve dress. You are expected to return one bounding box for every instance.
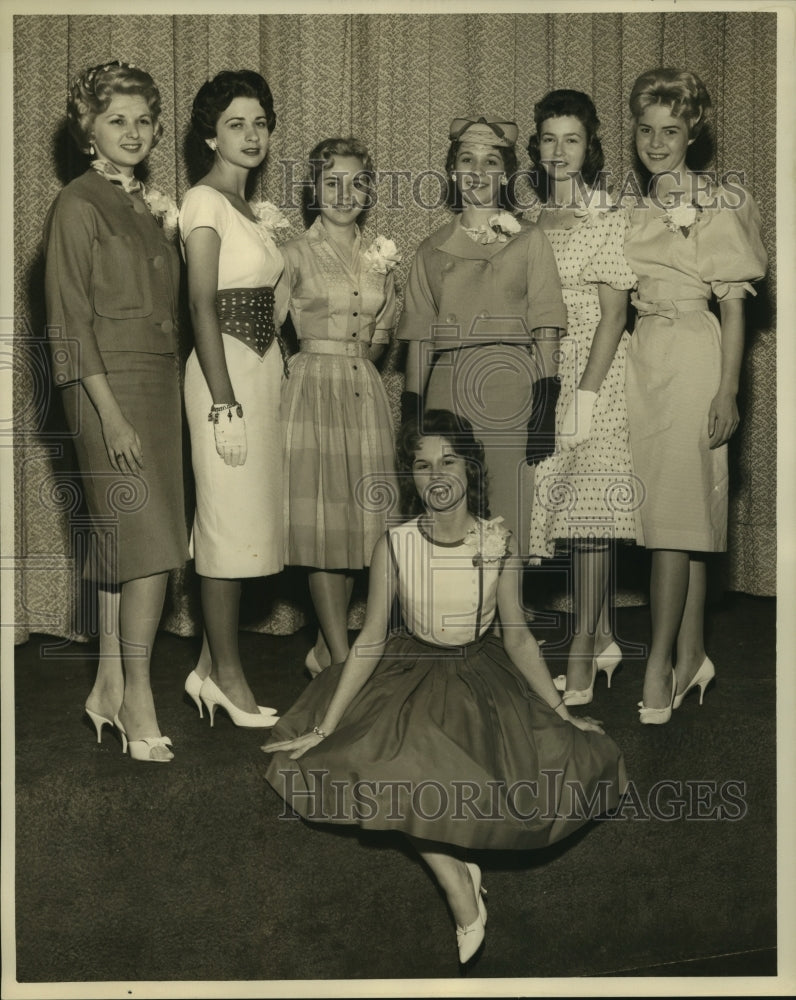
[622,185,767,551]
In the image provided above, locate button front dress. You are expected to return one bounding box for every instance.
[279,218,397,569]
[622,186,767,551]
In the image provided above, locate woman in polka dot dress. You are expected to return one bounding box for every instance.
[526,90,637,705]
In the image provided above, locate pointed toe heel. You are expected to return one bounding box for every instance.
[595,640,623,688]
[184,670,206,718]
[562,661,598,707]
[673,657,716,710]
[199,677,279,729]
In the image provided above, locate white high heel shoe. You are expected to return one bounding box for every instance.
[638,669,676,725]
[185,670,278,720]
[594,640,623,687]
[456,861,487,967]
[85,706,114,744]
[113,714,173,762]
[552,642,622,701]
[465,861,488,925]
[199,677,279,729]
[673,657,715,709]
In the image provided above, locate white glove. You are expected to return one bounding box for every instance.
[558,389,598,452]
[210,403,247,467]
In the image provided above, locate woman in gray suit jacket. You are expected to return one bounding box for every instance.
[44,60,188,762]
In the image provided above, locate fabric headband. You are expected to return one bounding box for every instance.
[449,116,519,147]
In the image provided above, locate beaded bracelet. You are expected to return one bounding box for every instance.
[312,725,328,739]
[208,401,244,424]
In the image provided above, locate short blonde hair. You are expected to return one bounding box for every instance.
[629,68,711,139]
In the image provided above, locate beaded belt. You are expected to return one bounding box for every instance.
[216,286,290,375]
[300,339,370,358]
[632,294,709,322]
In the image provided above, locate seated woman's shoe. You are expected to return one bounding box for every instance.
[465,861,488,925]
[199,677,279,729]
[85,706,115,744]
[113,715,174,762]
[456,914,486,967]
[673,656,716,709]
[638,669,676,725]
[186,670,277,719]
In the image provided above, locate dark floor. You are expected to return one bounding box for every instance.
[10,592,780,994]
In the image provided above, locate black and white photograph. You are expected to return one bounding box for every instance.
[1,0,794,996]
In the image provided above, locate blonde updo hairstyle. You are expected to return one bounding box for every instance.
[66,60,164,155]
[628,67,711,139]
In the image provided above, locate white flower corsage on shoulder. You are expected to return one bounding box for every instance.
[463,516,511,567]
[251,199,290,238]
[143,187,180,236]
[488,211,522,241]
[363,235,402,274]
[661,198,703,238]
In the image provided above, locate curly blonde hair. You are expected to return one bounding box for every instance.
[67,60,163,154]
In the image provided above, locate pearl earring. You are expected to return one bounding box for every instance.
[89,142,95,156]
[500,173,508,185]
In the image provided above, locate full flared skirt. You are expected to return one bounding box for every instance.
[62,351,188,584]
[264,632,627,850]
[282,352,396,569]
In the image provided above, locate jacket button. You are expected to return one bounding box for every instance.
[152,255,163,269]
[133,201,146,214]
[161,320,174,333]
[446,313,456,322]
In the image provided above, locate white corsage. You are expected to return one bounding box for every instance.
[463,516,511,567]
[661,199,702,237]
[142,187,179,236]
[251,199,290,237]
[363,235,402,274]
[488,211,522,241]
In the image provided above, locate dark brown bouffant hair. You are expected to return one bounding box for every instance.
[67,61,163,154]
[190,69,276,139]
[396,409,490,520]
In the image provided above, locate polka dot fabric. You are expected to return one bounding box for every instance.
[528,207,639,559]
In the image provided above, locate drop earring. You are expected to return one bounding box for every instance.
[89,142,95,156]
[500,173,508,185]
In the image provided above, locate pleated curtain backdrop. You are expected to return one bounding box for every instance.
[11,11,777,645]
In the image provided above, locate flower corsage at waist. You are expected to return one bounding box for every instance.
[363,235,402,274]
[661,198,703,238]
[463,516,512,567]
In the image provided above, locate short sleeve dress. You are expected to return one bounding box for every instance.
[527,205,638,559]
[180,185,286,578]
[264,516,627,851]
[279,218,397,570]
[622,185,767,551]
[396,218,567,556]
